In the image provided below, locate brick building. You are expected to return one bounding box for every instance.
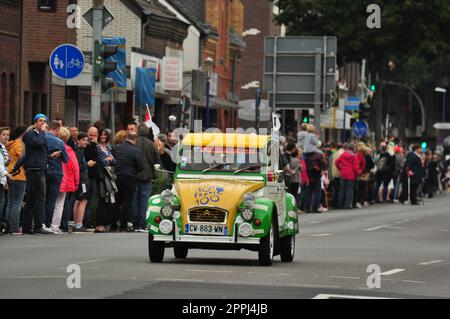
[0,0,21,127]
[20,0,76,125]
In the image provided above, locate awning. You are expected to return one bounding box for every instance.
[211,97,240,109]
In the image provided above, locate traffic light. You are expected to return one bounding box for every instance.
[93,40,118,92]
[301,110,310,123]
[421,141,428,150]
[359,103,371,120]
[370,84,376,92]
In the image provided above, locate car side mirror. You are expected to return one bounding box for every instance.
[276,170,285,183]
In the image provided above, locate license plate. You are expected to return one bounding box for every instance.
[185,224,227,236]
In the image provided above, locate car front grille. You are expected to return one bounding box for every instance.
[188,207,227,224]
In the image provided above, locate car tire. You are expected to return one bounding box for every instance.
[280,235,295,262]
[258,220,275,266]
[173,245,188,259]
[148,233,165,263]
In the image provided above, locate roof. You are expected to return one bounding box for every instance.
[165,0,218,36]
[182,133,270,148]
[133,0,177,18]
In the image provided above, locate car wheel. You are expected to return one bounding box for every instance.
[258,220,275,266]
[148,233,165,263]
[280,235,295,262]
[173,245,188,259]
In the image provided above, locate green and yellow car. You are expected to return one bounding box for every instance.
[146,133,299,266]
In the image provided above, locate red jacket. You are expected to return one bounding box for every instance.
[357,151,366,174]
[60,145,80,192]
[335,150,361,181]
[300,158,309,186]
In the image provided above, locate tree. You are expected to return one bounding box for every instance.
[273,0,450,141]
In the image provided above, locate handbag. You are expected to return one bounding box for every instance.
[359,172,370,182]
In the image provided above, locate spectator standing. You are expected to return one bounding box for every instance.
[113,132,145,232]
[17,114,51,234]
[84,127,99,228]
[134,124,161,232]
[399,144,424,205]
[335,143,361,210]
[51,127,79,234]
[156,134,176,173]
[285,146,301,200]
[68,126,79,150]
[425,154,440,198]
[44,121,69,232]
[72,132,90,232]
[95,128,117,233]
[304,149,327,213]
[375,142,396,203]
[329,145,344,209]
[5,126,28,234]
[0,127,11,219]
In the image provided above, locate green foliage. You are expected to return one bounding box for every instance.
[273,0,450,85]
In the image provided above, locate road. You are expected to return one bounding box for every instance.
[1,196,449,299]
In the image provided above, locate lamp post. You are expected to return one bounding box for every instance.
[435,87,447,144]
[204,57,214,129]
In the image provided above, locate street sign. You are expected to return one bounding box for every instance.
[264,36,337,109]
[345,96,360,111]
[49,44,85,80]
[352,120,369,138]
[83,6,115,29]
[433,122,450,130]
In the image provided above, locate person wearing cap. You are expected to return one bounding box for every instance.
[16,114,52,234]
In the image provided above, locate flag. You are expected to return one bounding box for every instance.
[145,104,160,136]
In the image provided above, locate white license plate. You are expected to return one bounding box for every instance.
[185,224,227,236]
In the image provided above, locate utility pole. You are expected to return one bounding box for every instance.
[314,49,322,130]
[91,0,104,123]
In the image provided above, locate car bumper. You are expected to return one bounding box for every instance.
[153,234,260,245]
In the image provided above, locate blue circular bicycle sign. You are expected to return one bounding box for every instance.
[49,44,85,80]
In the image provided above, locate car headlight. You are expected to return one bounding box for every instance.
[159,220,173,234]
[241,208,254,222]
[239,223,253,237]
[243,193,256,207]
[161,205,174,218]
[161,189,174,203]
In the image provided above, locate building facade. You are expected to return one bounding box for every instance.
[0,0,21,127]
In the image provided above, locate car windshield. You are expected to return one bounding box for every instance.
[178,146,267,173]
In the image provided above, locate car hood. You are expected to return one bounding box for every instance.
[174,179,265,232]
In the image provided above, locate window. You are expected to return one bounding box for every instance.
[38,0,57,12]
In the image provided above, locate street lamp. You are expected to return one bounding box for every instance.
[435,87,447,122]
[204,57,214,129]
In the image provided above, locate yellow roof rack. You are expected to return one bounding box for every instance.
[182,133,270,148]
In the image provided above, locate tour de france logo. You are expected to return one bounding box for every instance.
[194,186,225,206]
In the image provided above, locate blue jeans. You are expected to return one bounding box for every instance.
[5,181,27,233]
[45,174,63,228]
[304,181,322,212]
[133,181,152,230]
[339,179,355,209]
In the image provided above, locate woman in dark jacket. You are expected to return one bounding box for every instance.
[425,154,440,198]
[399,145,424,205]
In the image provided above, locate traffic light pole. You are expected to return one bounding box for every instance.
[91,5,104,123]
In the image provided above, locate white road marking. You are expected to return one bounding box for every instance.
[326,276,361,280]
[402,280,426,284]
[418,260,443,266]
[277,273,291,276]
[185,269,233,274]
[313,294,392,299]
[440,230,450,232]
[384,226,406,230]
[15,276,66,279]
[308,233,332,237]
[155,278,205,283]
[308,221,323,224]
[381,268,405,276]
[364,224,391,231]
[76,258,109,265]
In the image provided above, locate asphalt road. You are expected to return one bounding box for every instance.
[1,196,450,299]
